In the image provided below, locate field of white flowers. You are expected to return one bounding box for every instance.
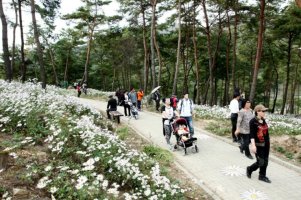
[0,80,184,200]
[193,103,301,136]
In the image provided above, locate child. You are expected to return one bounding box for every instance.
[177,124,190,142]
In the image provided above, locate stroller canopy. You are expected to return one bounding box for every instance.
[176,118,187,125]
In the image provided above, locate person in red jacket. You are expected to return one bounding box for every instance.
[246,104,271,183]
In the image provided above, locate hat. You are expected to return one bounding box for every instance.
[254,104,268,112]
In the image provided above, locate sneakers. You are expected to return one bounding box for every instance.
[246,167,252,178]
[259,176,272,183]
[246,155,253,159]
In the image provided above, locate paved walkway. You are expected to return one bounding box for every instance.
[80,99,301,200]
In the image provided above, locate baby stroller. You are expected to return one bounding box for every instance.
[128,101,139,119]
[173,118,198,155]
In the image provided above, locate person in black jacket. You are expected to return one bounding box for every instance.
[246,104,271,183]
[107,95,117,119]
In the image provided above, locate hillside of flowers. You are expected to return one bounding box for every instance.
[0,80,184,199]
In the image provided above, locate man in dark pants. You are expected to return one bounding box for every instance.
[247,104,271,183]
[107,95,117,119]
[153,90,161,111]
[229,92,240,142]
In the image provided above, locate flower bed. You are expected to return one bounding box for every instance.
[0,80,184,199]
[194,104,301,136]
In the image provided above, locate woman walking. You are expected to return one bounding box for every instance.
[246,104,271,183]
[235,99,253,159]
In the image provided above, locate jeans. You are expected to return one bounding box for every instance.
[181,116,194,137]
[137,100,142,110]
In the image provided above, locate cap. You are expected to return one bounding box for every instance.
[254,104,268,112]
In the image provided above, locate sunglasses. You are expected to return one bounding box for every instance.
[258,110,266,113]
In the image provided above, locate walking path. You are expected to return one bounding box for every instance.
[80,99,301,200]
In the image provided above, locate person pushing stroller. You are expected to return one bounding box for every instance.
[161,98,179,149]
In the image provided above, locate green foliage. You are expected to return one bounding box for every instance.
[116,126,129,140]
[274,146,285,154]
[206,120,230,136]
[143,145,173,167]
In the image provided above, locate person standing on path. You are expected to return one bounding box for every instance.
[246,104,271,183]
[235,99,253,159]
[229,92,240,142]
[153,90,161,111]
[137,89,144,111]
[170,94,178,110]
[123,91,131,117]
[177,93,195,137]
[106,95,117,119]
[128,88,138,107]
[162,98,179,149]
[76,82,81,98]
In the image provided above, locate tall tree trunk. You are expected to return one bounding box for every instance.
[280,33,293,115]
[182,15,189,94]
[296,0,301,9]
[267,44,279,114]
[192,0,200,104]
[11,0,18,79]
[18,0,26,82]
[0,0,12,82]
[172,0,181,95]
[202,0,214,105]
[30,0,46,88]
[141,2,149,93]
[289,63,298,114]
[83,22,95,84]
[48,48,59,85]
[249,0,266,103]
[154,28,162,87]
[64,49,70,82]
[150,0,157,89]
[232,0,239,90]
[210,9,223,105]
[223,10,232,106]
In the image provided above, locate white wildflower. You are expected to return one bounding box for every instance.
[50,186,58,193]
[36,176,51,189]
[45,165,52,172]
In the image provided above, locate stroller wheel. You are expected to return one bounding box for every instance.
[195,145,199,153]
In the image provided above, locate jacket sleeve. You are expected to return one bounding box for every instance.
[236,111,243,129]
[249,119,257,140]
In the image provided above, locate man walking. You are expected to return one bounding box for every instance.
[177,92,195,137]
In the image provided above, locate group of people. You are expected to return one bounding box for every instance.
[112,88,144,117]
[74,81,87,97]
[161,92,195,149]
[230,91,271,183]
